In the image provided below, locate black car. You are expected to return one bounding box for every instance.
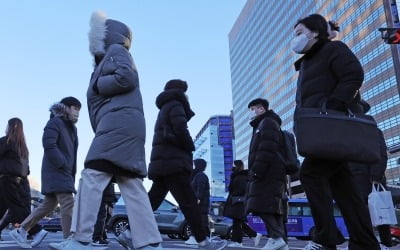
[107,197,192,240]
[38,217,62,232]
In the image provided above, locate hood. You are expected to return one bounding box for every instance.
[156,90,195,120]
[231,169,249,178]
[49,103,70,120]
[250,109,282,128]
[89,11,132,57]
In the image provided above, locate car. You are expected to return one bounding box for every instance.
[107,197,192,240]
[38,217,62,232]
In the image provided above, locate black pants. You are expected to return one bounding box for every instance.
[148,174,207,243]
[93,199,107,241]
[231,218,257,243]
[0,177,30,225]
[258,214,285,239]
[300,158,380,250]
[351,169,393,247]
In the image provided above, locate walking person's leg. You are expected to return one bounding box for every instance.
[330,165,379,250]
[56,193,74,239]
[20,195,58,232]
[241,221,257,238]
[230,218,243,243]
[117,176,162,249]
[148,178,169,211]
[92,199,107,242]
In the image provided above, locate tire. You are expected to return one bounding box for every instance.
[112,218,129,237]
[179,223,192,240]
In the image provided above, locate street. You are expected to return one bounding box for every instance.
[2,230,397,249]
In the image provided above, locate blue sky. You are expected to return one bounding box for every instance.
[0,1,246,191]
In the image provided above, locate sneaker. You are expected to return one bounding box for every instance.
[137,243,163,250]
[262,237,286,250]
[31,229,48,247]
[279,244,290,250]
[253,232,262,247]
[92,239,109,246]
[48,237,72,250]
[380,244,391,250]
[10,228,31,248]
[185,235,198,245]
[304,241,324,250]
[116,229,134,250]
[59,238,93,250]
[227,241,243,247]
[198,238,227,250]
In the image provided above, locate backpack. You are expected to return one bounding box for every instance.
[279,130,300,175]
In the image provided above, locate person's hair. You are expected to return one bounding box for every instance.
[164,79,188,92]
[6,118,29,160]
[248,98,269,110]
[233,160,244,171]
[60,96,81,108]
[294,14,330,41]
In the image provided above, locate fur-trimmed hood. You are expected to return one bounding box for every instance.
[88,11,132,57]
[49,103,70,119]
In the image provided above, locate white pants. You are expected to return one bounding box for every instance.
[71,168,162,248]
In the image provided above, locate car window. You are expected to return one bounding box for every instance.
[158,200,174,210]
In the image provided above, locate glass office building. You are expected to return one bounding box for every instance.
[193,115,234,197]
[229,0,400,187]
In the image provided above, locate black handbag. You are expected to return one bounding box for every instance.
[231,196,245,205]
[294,104,381,164]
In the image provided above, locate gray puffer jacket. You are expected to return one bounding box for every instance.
[85,12,147,177]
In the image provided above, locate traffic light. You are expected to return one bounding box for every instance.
[379,28,400,44]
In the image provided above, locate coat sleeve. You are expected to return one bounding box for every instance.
[250,118,280,178]
[328,41,364,106]
[42,119,66,169]
[96,44,138,97]
[169,104,195,152]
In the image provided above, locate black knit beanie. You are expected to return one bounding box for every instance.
[164,79,188,92]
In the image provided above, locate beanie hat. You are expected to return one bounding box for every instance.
[193,159,207,171]
[60,96,81,108]
[164,79,188,92]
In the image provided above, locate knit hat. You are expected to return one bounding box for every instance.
[193,159,207,171]
[164,79,188,92]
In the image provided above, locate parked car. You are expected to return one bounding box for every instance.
[107,197,192,240]
[38,217,62,232]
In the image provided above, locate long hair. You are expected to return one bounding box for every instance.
[6,118,29,161]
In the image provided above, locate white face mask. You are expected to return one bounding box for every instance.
[69,109,80,123]
[248,110,257,121]
[291,33,312,54]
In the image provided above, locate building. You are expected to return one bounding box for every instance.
[193,115,234,197]
[228,0,400,192]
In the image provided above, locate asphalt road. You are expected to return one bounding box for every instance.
[1,230,399,249]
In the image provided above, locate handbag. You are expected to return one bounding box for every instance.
[368,183,397,226]
[231,195,245,205]
[294,103,381,163]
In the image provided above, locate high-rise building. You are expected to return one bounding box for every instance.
[193,115,234,197]
[229,0,400,188]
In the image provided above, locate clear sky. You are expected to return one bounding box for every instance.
[0,1,246,192]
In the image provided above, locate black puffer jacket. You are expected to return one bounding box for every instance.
[148,90,195,179]
[0,137,28,178]
[223,170,249,220]
[294,40,364,113]
[245,110,286,215]
[192,171,210,214]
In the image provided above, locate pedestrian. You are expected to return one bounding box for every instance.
[223,160,262,248]
[245,98,289,250]
[92,181,117,246]
[185,159,211,245]
[147,79,226,250]
[291,14,380,250]
[348,101,392,250]
[10,97,81,248]
[49,11,163,250]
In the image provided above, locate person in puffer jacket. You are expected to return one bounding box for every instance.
[48,11,162,250]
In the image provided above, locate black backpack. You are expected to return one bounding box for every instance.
[279,130,300,175]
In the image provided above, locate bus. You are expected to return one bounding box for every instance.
[210,197,349,240]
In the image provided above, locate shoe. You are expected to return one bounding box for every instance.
[198,238,227,250]
[116,229,134,250]
[10,228,31,248]
[185,235,198,245]
[137,243,163,249]
[227,241,243,247]
[31,229,48,247]
[92,239,109,246]
[380,244,391,250]
[58,238,93,250]
[253,232,262,247]
[279,244,290,250]
[48,237,72,250]
[304,241,325,250]
[262,237,286,250]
